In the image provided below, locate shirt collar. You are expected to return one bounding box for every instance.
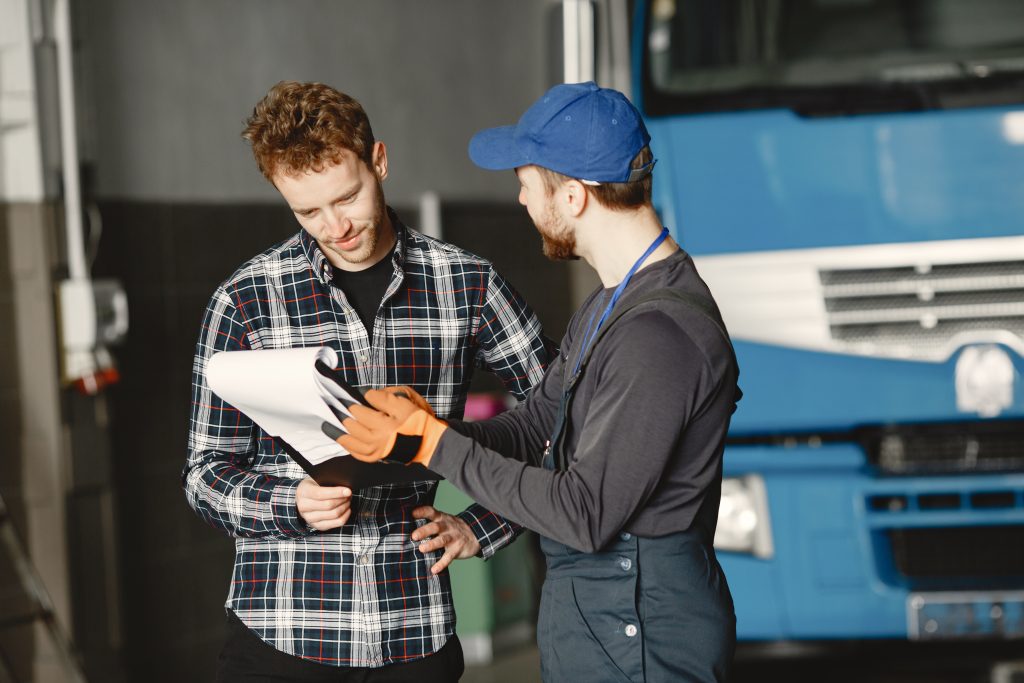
[299,206,407,287]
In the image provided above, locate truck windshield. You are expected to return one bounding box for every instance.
[644,0,1024,116]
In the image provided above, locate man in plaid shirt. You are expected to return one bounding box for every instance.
[183,81,554,682]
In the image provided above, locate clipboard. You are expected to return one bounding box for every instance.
[289,360,442,488]
[279,438,440,488]
[206,347,442,489]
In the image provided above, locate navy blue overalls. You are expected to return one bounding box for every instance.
[537,287,736,683]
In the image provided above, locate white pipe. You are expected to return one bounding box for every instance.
[609,0,632,94]
[418,191,442,240]
[54,0,87,280]
[564,0,580,83]
[563,0,595,84]
[580,1,595,83]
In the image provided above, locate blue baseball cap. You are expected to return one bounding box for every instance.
[468,81,654,184]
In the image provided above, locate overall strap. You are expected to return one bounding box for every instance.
[549,287,735,471]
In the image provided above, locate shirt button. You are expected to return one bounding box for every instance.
[620,532,632,541]
[359,353,369,363]
[357,554,371,566]
[625,624,638,637]
[618,557,632,571]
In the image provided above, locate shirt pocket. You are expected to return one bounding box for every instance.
[406,317,474,389]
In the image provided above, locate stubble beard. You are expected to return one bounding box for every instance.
[326,183,388,267]
[538,203,578,262]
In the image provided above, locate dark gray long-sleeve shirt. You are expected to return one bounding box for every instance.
[432,249,740,553]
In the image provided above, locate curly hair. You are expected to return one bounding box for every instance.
[242,81,375,181]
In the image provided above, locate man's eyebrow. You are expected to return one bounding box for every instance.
[291,182,362,214]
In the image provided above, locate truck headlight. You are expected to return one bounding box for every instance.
[714,475,774,559]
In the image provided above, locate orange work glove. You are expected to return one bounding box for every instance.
[383,386,435,416]
[335,388,447,466]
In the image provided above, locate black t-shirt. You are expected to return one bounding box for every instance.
[331,249,395,338]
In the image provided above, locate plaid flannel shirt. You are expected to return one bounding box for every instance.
[184,213,553,667]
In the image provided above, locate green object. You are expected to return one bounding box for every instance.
[433,481,537,648]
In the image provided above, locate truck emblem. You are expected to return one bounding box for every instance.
[954,345,1016,418]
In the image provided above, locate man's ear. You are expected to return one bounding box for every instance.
[372,141,389,181]
[561,179,588,218]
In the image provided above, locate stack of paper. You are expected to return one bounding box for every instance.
[207,346,362,464]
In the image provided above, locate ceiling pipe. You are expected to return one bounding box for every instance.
[53,0,87,281]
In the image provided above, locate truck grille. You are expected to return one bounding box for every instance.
[820,259,1024,358]
[868,490,1022,513]
[889,526,1024,581]
[860,421,1024,475]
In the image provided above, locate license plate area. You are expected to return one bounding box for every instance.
[908,591,1024,640]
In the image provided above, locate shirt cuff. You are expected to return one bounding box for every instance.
[270,478,316,537]
[456,503,521,560]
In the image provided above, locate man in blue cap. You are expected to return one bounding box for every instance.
[329,82,740,682]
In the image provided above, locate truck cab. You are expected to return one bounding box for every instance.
[619,0,1024,646]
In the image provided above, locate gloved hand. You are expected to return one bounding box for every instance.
[331,388,447,466]
[383,386,435,417]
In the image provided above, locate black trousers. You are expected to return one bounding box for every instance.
[216,610,465,682]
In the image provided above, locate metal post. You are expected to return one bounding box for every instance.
[418,191,442,240]
[563,0,595,84]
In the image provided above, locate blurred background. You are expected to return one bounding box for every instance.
[2,0,1024,681]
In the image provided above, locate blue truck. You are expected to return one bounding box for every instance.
[616,0,1024,650]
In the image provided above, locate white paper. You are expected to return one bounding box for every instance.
[206,347,352,465]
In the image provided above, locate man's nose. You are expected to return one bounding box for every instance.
[324,207,350,233]
[518,188,527,207]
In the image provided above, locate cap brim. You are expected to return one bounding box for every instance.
[468,125,528,171]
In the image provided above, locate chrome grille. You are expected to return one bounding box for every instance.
[819,260,1024,357]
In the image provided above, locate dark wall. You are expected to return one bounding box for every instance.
[91,201,570,681]
[93,203,296,681]
[444,203,572,344]
[0,215,35,683]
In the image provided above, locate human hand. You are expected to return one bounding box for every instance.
[334,389,447,466]
[411,505,481,574]
[296,477,352,531]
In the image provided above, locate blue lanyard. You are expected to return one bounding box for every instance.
[571,227,670,376]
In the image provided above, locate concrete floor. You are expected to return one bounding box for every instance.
[463,645,542,683]
[461,642,1024,683]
